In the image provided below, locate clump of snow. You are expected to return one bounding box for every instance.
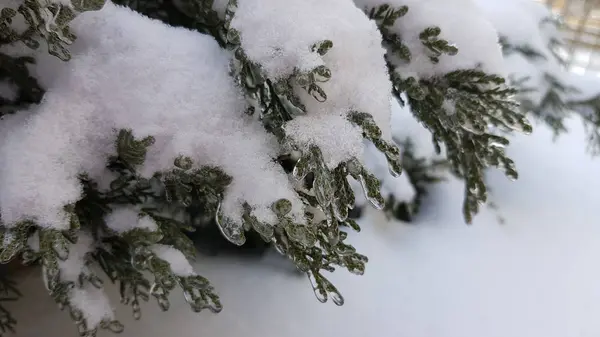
[56,231,115,330]
[151,244,195,277]
[355,0,506,79]
[233,0,393,169]
[69,285,114,329]
[57,231,94,282]
[26,231,40,252]
[285,115,365,169]
[7,116,600,337]
[105,208,158,233]
[49,0,75,5]
[0,2,304,228]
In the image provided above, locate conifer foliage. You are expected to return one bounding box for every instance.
[0,0,530,336]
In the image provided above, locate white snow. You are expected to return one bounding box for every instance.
[151,244,195,277]
[50,0,76,5]
[7,117,600,337]
[68,285,114,330]
[233,0,393,169]
[284,114,365,169]
[0,2,304,228]
[5,1,600,336]
[104,208,158,233]
[55,231,116,330]
[57,231,94,282]
[355,0,506,79]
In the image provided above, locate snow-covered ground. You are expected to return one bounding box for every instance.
[8,116,600,336]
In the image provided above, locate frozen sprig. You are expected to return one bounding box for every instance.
[367,4,410,62]
[0,128,228,335]
[418,26,458,64]
[269,200,368,306]
[162,0,397,302]
[2,0,106,60]
[362,2,531,222]
[394,70,531,222]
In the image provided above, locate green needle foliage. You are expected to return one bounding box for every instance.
[365,3,532,223]
[0,0,534,335]
[0,0,404,335]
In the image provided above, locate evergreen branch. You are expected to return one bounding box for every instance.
[366,3,531,222]
[419,26,458,64]
[367,4,410,62]
[395,70,531,223]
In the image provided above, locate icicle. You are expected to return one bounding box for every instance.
[306,271,345,306]
[358,174,385,210]
[307,271,327,303]
[215,202,246,246]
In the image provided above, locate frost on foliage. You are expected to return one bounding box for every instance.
[352,99,447,222]
[105,208,158,233]
[355,0,505,79]
[228,0,399,171]
[0,2,302,232]
[201,0,398,305]
[356,0,531,222]
[0,0,405,333]
[151,244,195,277]
[477,0,600,153]
[56,232,116,333]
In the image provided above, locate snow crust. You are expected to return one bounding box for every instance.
[105,208,158,233]
[355,0,506,79]
[151,244,195,277]
[0,2,303,229]
[233,0,393,169]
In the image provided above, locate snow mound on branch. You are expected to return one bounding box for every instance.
[0,2,303,228]
[151,244,195,277]
[105,208,158,233]
[355,0,505,79]
[233,0,393,169]
[56,231,115,328]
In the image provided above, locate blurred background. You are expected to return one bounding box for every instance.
[542,0,600,74]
